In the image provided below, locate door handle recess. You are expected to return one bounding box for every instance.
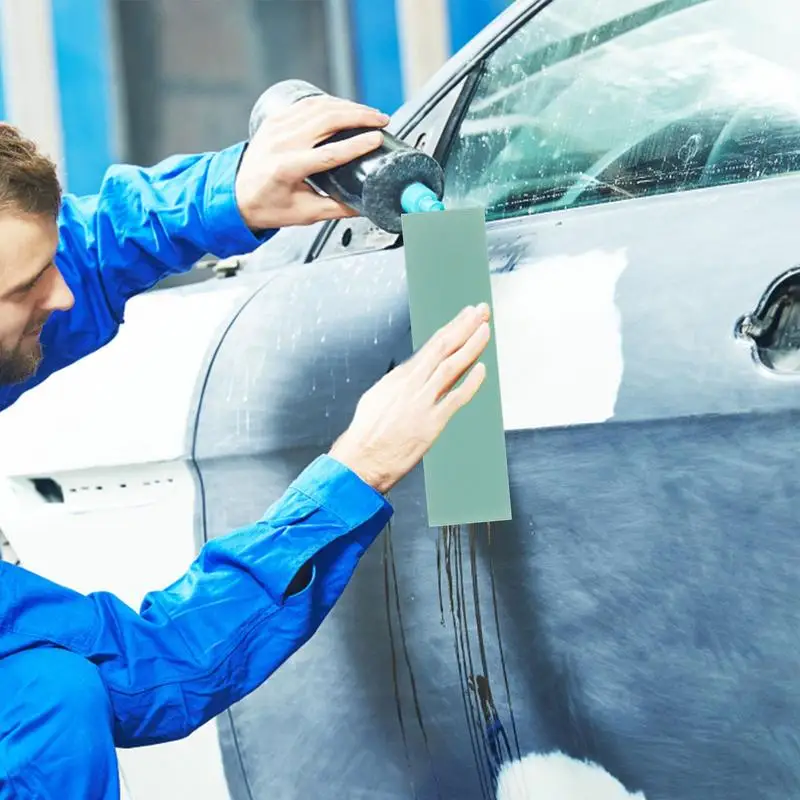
[736,266,800,374]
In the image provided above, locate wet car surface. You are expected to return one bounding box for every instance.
[190,1,800,797]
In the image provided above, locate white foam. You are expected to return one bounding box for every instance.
[496,751,646,800]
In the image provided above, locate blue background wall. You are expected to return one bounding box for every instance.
[350,0,512,111]
[51,0,116,196]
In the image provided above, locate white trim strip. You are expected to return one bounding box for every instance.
[0,0,65,183]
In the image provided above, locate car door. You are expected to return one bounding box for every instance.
[194,1,800,798]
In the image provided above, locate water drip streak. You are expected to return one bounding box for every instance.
[444,526,491,800]
[437,532,445,626]
[454,525,496,788]
[387,524,441,798]
[469,524,492,687]
[384,528,417,798]
[469,525,514,766]
[487,522,521,760]
[449,528,494,799]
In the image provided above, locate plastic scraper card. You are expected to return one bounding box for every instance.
[401,206,512,527]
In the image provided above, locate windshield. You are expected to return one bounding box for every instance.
[444,0,800,219]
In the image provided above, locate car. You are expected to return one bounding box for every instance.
[2,0,800,797]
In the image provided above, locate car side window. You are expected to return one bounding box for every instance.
[443,0,800,222]
[314,77,467,260]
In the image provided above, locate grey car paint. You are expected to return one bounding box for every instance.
[188,1,800,797]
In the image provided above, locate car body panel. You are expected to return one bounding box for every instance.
[193,167,800,799]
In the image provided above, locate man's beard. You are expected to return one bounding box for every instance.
[0,340,43,386]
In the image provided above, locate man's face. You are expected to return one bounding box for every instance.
[0,212,74,386]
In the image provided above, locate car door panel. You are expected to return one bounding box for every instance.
[194,167,800,800]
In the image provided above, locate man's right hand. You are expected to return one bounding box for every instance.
[329,304,492,494]
[235,95,389,231]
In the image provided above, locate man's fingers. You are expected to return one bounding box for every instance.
[291,189,360,223]
[270,95,387,133]
[295,94,387,121]
[288,131,385,180]
[438,362,487,420]
[294,104,390,146]
[413,303,491,380]
[429,321,491,400]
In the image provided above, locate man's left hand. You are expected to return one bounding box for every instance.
[235,94,390,231]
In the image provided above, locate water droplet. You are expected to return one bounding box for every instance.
[320,335,326,344]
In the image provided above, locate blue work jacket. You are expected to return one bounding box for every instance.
[0,143,393,796]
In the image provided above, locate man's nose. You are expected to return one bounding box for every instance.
[42,267,75,313]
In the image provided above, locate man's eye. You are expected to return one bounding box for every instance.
[16,266,50,295]
[15,281,36,295]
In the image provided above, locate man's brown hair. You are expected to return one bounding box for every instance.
[0,123,61,219]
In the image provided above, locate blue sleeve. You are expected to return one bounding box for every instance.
[0,455,392,747]
[0,142,273,411]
